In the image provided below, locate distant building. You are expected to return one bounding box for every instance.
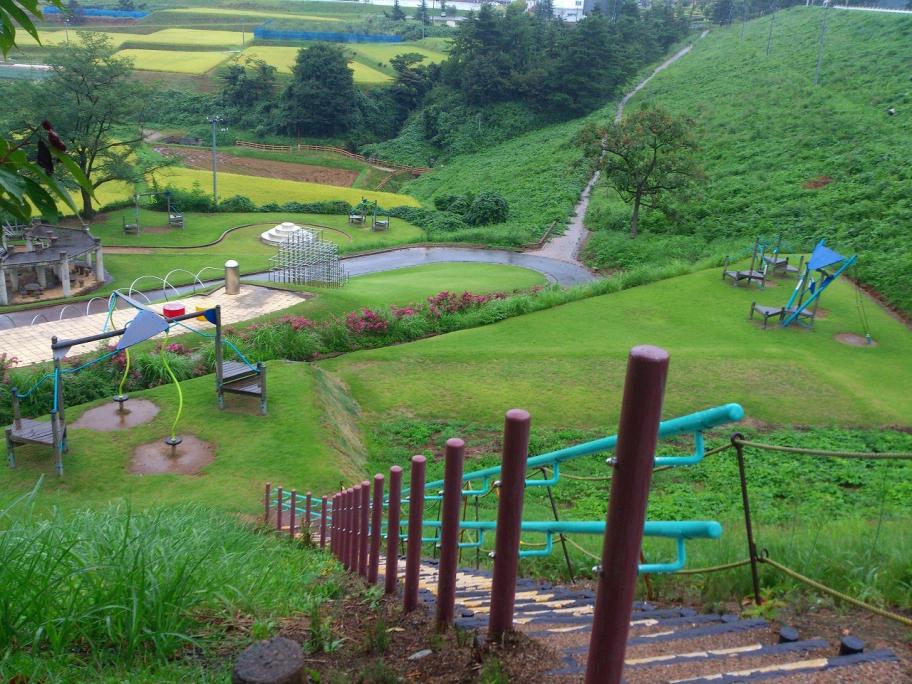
[551,0,586,21]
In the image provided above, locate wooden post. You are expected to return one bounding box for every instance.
[305,491,312,538]
[342,488,353,570]
[436,438,465,631]
[368,474,384,584]
[258,361,267,415]
[289,490,297,540]
[585,345,669,684]
[359,481,370,577]
[10,388,21,429]
[352,484,363,573]
[264,482,271,525]
[385,466,403,595]
[275,486,283,532]
[404,456,426,612]
[488,410,531,640]
[320,496,328,550]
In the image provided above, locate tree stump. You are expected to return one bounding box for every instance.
[232,636,305,684]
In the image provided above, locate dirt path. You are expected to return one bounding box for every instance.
[527,31,709,267]
[155,145,359,186]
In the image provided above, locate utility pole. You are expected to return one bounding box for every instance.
[814,1,831,86]
[766,4,776,56]
[207,115,222,208]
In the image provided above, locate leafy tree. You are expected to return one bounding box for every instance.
[7,33,163,217]
[389,53,433,126]
[597,106,701,238]
[279,44,355,136]
[535,0,554,19]
[219,57,278,131]
[387,0,407,21]
[414,0,430,25]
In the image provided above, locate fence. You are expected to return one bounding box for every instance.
[263,345,750,680]
[234,140,431,175]
[253,28,401,44]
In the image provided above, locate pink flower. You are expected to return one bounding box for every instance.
[345,309,388,335]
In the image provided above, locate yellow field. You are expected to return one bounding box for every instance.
[163,8,342,22]
[12,30,134,48]
[238,47,391,84]
[349,43,447,65]
[128,29,246,48]
[152,168,420,207]
[116,49,233,74]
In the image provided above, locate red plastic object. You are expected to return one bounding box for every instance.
[162,303,185,319]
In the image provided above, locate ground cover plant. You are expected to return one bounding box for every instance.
[0,488,344,682]
[587,7,912,314]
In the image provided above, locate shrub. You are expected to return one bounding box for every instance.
[463,191,509,226]
[433,194,462,211]
[281,200,351,215]
[148,183,212,212]
[427,211,468,233]
[345,309,389,335]
[219,194,257,212]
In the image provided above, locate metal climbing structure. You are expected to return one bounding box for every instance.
[268,227,347,287]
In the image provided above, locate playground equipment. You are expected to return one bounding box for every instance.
[370,201,390,232]
[122,191,184,235]
[5,295,265,475]
[761,234,803,277]
[348,199,369,225]
[750,239,857,329]
[723,235,804,289]
[268,227,347,287]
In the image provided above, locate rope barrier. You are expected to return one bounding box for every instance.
[673,558,753,575]
[734,439,912,460]
[760,556,912,628]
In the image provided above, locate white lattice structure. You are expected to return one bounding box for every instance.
[268,226,347,287]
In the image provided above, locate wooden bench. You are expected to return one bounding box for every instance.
[723,267,766,288]
[217,361,267,415]
[372,217,390,232]
[5,390,66,475]
[348,214,365,225]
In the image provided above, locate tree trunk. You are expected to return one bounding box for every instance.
[81,187,95,219]
[630,191,641,239]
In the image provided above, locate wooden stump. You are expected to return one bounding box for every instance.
[232,636,305,684]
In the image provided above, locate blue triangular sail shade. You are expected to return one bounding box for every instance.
[808,241,847,272]
[115,309,169,351]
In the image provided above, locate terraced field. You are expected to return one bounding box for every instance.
[237,46,391,83]
[115,48,233,74]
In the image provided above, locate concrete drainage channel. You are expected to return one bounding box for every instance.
[0,247,596,329]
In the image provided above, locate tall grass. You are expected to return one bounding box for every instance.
[0,482,341,674]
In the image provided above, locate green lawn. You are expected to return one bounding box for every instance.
[1,362,346,514]
[321,265,912,429]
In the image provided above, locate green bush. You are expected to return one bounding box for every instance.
[426,211,468,233]
[219,195,257,212]
[463,191,509,226]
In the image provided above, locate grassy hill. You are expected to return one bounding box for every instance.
[586,7,912,314]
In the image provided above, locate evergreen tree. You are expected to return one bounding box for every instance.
[387,0,407,21]
[279,44,355,136]
[414,0,430,25]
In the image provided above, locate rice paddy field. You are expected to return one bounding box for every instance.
[115,48,233,75]
[348,42,448,66]
[158,7,343,22]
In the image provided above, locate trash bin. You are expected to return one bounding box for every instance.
[225,259,240,295]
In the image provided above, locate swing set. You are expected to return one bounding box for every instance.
[122,190,184,235]
[5,293,265,476]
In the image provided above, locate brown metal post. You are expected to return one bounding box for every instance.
[320,496,328,550]
[584,345,669,684]
[305,492,312,539]
[275,486,283,532]
[385,465,403,595]
[264,482,271,525]
[403,455,426,612]
[359,480,370,578]
[368,474,384,584]
[436,438,465,631]
[732,433,763,606]
[289,489,297,540]
[488,410,531,640]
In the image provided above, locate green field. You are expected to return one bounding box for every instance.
[592,7,912,313]
[322,266,912,429]
[348,42,447,66]
[237,46,391,83]
[128,28,246,47]
[115,48,232,74]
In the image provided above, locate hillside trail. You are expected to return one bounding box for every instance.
[527,30,710,266]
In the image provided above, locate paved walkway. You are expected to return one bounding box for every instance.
[0,286,306,367]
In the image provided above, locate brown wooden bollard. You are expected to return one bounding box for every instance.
[289,489,297,541]
[359,480,370,577]
[403,455,427,612]
[264,482,271,525]
[336,492,344,560]
[585,345,669,684]
[342,489,352,570]
[368,474,384,584]
[488,409,532,641]
[436,438,465,631]
[329,494,336,557]
[275,486,283,532]
[352,484,363,574]
[346,488,356,572]
[320,495,328,549]
[385,465,403,595]
[305,491,312,538]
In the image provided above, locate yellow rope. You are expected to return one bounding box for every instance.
[735,439,912,460]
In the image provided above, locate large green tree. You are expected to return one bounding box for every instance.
[8,33,159,217]
[279,44,355,137]
[0,0,90,222]
[598,106,701,238]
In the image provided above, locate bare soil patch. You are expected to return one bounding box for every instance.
[156,146,359,186]
[836,332,877,347]
[130,434,214,475]
[803,176,835,190]
[72,398,160,431]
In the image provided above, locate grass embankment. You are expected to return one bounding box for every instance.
[0,493,343,682]
[587,7,912,313]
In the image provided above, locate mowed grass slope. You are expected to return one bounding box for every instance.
[322,267,912,429]
[621,7,912,312]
